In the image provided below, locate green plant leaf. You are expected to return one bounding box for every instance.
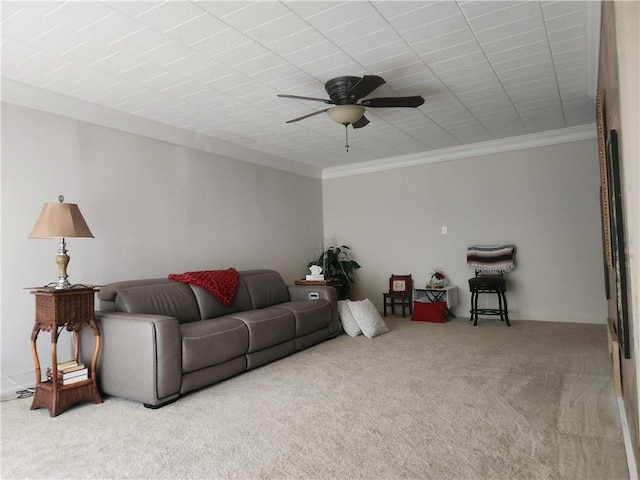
[306,244,361,299]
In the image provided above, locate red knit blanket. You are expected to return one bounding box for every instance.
[168,268,239,307]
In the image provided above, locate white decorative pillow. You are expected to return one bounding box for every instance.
[338,300,361,337]
[347,298,389,339]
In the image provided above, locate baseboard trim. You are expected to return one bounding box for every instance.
[510,314,607,325]
[618,397,638,480]
[446,311,606,325]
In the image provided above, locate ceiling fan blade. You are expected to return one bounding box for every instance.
[352,115,370,129]
[347,75,386,100]
[361,96,425,108]
[285,108,330,123]
[278,94,333,104]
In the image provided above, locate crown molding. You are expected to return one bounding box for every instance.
[2,79,597,182]
[321,124,597,179]
[1,79,323,179]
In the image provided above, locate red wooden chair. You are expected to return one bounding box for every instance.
[383,274,413,318]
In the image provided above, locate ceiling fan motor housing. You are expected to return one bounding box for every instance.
[279,74,423,129]
[324,76,361,104]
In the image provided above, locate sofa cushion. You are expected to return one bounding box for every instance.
[191,281,252,320]
[279,300,332,337]
[114,282,201,324]
[98,278,174,311]
[241,270,290,309]
[180,317,249,373]
[229,307,295,353]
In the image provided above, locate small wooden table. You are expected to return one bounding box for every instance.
[414,285,459,318]
[30,287,102,417]
[294,278,340,287]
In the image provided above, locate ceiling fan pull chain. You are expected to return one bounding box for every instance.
[344,124,349,152]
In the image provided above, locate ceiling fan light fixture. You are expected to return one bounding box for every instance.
[327,105,365,125]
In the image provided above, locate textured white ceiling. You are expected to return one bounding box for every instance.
[1,1,599,174]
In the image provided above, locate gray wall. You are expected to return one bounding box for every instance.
[1,103,324,394]
[322,139,608,324]
[1,102,608,397]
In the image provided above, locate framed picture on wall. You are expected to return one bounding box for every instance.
[597,91,612,269]
[607,129,630,359]
[596,91,611,300]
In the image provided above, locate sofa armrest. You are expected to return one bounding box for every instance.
[80,311,182,407]
[287,285,340,336]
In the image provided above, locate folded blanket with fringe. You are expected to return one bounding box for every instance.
[467,245,515,273]
[169,268,239,307]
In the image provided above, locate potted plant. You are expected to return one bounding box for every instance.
[308,245,361,299]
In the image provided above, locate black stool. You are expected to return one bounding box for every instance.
[468,273,510,326]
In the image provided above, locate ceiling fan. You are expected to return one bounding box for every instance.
[278,75,424,151]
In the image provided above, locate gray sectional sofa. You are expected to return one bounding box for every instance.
[81,269,338,408]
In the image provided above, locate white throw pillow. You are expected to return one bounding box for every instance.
[348,299,389,338]
[338,300,361,337]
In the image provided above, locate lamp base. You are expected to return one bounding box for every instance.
[54,277,72,289]
[55,246,71,289]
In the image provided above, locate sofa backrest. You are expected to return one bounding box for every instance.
[99,278,174,311]
[103,279,202,324]
[97,269,291,323]
[240,269,290,309]
[191,281,252,319]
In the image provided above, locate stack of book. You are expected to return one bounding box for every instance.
[46,360,88,385]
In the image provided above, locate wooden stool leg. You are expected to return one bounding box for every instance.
[469,290,475,322]
[473,290,479,326]
[501,291,510,326]
[497,291,504,322]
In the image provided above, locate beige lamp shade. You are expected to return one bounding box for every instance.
[29,198,93,289]
[29,202,94,239]
[327,105,365,125]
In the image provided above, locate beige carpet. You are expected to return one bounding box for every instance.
[0,316,629,480]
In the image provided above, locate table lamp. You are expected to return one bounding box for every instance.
[29,195,94,289]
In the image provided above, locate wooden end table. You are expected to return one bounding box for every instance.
[414,285,459,319]
[30,287,102,417]
[294,278,340,287]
